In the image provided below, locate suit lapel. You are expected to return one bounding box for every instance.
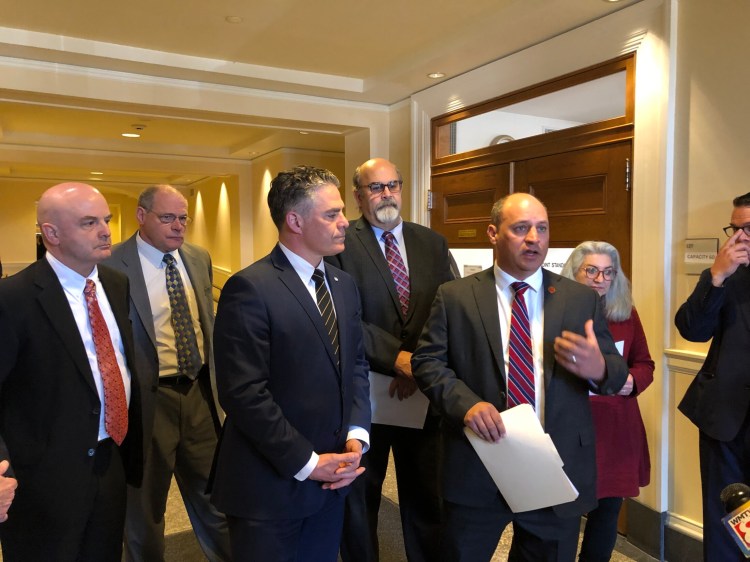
[355,218,403,318]
[472,269,506,380]
[118,236,158,349]
[34,260,97,394]
[542,269,563,388]
[272,247,340,372]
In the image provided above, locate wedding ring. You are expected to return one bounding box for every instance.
[571,355,577,364]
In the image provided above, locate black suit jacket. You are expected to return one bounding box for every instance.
[676,266,750,442]
[412,268,627,517]
[0,259,142,536]
[326,217,453,374]
[210,245,371,520]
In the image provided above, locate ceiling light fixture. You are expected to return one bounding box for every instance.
[299,131,309,135]
[90,171,103,175]
[427,72,445,79]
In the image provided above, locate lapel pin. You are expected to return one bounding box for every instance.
[548,286,556,294]
[334,276,338,281]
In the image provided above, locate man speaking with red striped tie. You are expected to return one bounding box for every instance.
[412,193,628,561]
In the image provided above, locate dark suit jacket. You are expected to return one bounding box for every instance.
[0,259,142,536]
[210,244,371,520]
[412,268,627,517]
[676,266,750,442]
[326,217,453,374]
[104,234,219,458]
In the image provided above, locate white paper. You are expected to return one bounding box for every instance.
[368,371,430,429]
[464,403,579,512]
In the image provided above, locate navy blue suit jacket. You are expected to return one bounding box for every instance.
[210,245,371,520]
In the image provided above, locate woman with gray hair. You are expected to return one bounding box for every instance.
[561,241,654,562]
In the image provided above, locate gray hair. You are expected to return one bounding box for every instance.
[267,166,340,229]
[137,184,185,210]
[560,241,633,322]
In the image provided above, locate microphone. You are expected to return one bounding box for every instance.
[721,483,750,557]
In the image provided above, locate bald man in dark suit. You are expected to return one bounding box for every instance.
[0,183,142,561]
[413,193,627,561]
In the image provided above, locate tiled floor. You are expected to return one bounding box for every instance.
[163,455,658,561]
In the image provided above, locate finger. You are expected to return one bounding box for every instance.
[0,461,8,475]
[584,319,596,343]
[388,378,398,398]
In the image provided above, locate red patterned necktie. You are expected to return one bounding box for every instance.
[507,281,535,409]
[84,279,128,445]
[382,231,410,317]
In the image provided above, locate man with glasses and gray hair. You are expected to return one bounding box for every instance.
[104,184,230,562]
[328,157,453,562]
[676,192,750,561]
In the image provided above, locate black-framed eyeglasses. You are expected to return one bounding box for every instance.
[148,211,192,226]
[580,266,616,281]
[723,224,750,237]
[362,180,403,195]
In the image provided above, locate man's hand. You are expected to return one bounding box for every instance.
[554,320,606,382]
[0,460,17,522]
[389,376,418,400]
[711,228,750,287]
[393,350,413,379]
[309,441,365,491]
[464,402,506,443]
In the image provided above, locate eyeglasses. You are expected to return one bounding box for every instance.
[723,224,750,237]
[148,211,192,226]
[580,266,616,281]
[362,180,403,195]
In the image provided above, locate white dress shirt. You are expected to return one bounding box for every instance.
[46,252,132,441]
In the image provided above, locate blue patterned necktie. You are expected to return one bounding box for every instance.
[312,268,339,364]
[507,281,535,409]
[163,254,201,378]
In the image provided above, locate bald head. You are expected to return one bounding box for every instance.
[487,193,549,280]
[37,182,113,277]
[353,158,404,230]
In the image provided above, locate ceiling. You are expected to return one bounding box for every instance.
[0,0,642,188]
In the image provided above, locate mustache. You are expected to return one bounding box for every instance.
[376,201,399,210]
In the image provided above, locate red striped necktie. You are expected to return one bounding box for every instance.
[507,281,535,409]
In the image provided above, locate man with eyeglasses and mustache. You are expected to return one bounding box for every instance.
[676,192,750,561]
[104,185,230,562]
[328,158,453,562]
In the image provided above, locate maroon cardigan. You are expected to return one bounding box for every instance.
[590,307,654,498]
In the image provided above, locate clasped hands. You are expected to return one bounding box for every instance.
[309,439,365,490]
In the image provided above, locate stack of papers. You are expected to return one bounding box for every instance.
[464,403,579,512]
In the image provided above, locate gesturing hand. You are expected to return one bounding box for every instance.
[554,319,606,382]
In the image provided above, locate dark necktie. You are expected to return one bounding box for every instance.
[312,268,339,362]
[507,281,535,409]
[163,254,202,378]
[84,279,129,445]
[382,231,410,317]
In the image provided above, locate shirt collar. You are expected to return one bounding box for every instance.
[45,251,98,294]
[369,218,404,243]
[278,242,325,283]
[493,264,543,295]
[136,232,178,268]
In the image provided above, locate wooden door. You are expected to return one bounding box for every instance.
[513,140,632,275]
[430,140,632,276]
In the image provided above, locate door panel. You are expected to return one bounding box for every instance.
[514,141,632,275]
[430,163,510,248]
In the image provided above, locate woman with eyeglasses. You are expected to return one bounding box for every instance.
[560,241,654,562]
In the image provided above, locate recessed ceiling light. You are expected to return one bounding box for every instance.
[299,131,309,135]
[90,171,103,175]
[427,72,445,79]
[226,16,243,24]
[122,133,140,138]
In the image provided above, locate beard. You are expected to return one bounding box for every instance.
[374,201,400,225]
